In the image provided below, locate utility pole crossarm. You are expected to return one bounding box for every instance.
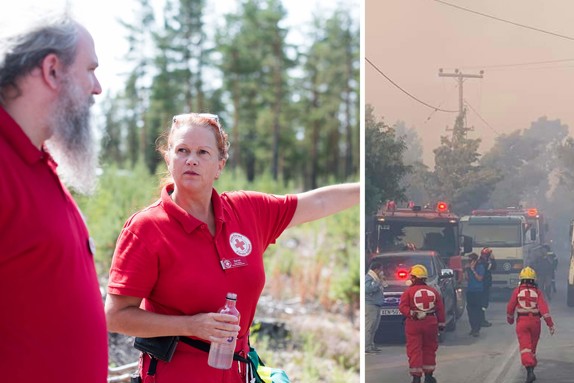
[437,69,484,140]
[438,72,484,79]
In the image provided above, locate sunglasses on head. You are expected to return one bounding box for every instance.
[172,113,220,126]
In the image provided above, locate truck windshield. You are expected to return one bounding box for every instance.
[461,223,522,247]
[376,222,457,257]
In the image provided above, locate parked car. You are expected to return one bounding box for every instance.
[371,250,459,343]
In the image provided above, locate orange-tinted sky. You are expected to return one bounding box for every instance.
[366,0,574,166]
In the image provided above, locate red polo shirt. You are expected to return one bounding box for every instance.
[0,106,108,382]
[108,184,297,382]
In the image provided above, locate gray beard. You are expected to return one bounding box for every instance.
[45,78,99,195]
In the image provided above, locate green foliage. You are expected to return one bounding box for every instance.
[482,117,568,209]
[300,334,323,382]
[74,162,161,272]
[296,325,359,382]
[394,121,423,165]
[330,247,360,318]
[100,0,358,188]
[558,137,574,188]
[299,9,360,187]
[262,202,360,310]
[401,161,432,205]
[481,130,544,208]
[364,104,410,215]
[216,0,289,181]
[395,121,431,204]
[217,166,296,194]
[429,112,501,215]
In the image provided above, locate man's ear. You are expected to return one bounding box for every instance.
[40,53,62,90]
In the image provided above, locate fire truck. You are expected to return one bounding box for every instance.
[460,207,547,291]
[367,201,471,318]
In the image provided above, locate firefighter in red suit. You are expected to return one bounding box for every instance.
[399,264,445,383]
[507,266,555,383]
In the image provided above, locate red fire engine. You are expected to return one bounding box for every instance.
[368,201,472,318]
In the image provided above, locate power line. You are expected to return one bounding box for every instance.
[433,0,574,42]
[464,100,500,136]
[424,83,458,124]
[461,58,574,70]
[366,57,457,113]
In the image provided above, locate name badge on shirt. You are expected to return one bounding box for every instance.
[220,258,248,270]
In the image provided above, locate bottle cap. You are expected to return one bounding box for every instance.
[226,292,237,300]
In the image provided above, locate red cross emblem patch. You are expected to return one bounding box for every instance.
[229,232,252,256]
[413,288,436,311]
[517,288,538,310]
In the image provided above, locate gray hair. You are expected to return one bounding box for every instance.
[0,14,80,102]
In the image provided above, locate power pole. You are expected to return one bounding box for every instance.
[438,69,484,140]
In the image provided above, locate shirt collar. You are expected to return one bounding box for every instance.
[0,105,45,165]
[160,183,226,233]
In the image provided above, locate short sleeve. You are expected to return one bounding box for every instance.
[222,191,297,245]
[107,228,159,298]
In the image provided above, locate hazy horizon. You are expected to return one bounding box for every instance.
[366,0,574,167]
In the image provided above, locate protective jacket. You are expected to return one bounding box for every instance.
[399,282,445,377]
[507,284,554,367]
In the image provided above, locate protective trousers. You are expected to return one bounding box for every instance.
[404,316,438,377]
[516,316,541,367]
[365,304,381,350]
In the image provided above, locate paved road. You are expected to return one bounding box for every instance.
[365,252,574,383]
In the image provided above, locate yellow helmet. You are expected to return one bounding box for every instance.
[410,264,428,279]
[519,266,537,280]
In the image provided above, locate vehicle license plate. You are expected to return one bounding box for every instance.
[380,308,401,316]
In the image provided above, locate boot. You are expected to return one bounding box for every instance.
[411,376,422,383]
[525,366,536,383]
[424,372,437,383]
[481,319,492,327]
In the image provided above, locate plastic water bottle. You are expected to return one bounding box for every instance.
[208,292,240,369]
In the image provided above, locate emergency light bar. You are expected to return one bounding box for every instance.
[437,201,448,213]
[382,200,450,214]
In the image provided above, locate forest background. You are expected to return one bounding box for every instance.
[66,0,361,382]
[365,104,574,261]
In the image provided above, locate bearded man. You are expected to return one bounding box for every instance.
[0,13,108,383]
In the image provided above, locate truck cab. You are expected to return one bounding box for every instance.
[460,215,531,291]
